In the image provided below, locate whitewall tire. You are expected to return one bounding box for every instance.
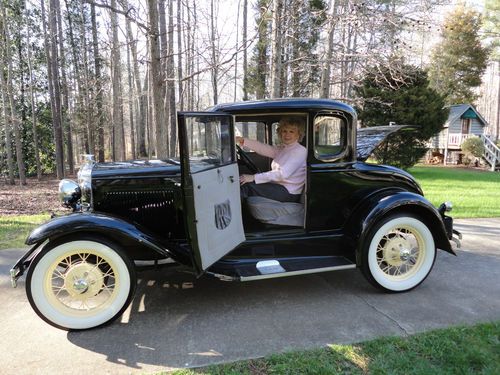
[26,238,136,330]
[361,215,436,292]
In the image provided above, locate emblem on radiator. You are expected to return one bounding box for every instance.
[214,199,232,230]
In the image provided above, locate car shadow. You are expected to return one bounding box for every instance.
[66,267,369,369]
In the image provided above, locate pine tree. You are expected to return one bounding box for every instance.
[428,4,489,105]
[355,65,448,169]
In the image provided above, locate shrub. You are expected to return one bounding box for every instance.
[462,137,485,157]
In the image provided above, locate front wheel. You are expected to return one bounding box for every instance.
[361,215,436,292]
[26,238,136,330]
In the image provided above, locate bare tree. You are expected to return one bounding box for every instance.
[177,0,184,111]
[167,0,176,155]
[242,0,248,101]
[148,0,168,158]
[2,4,26,184]
[0,3,15,184]
[90,3,105,162]
[110,0,126,161]
[25,14,42,180]
[270,0,283,98]
[47,0,65,178]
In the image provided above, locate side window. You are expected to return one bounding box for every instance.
[235,121,266,151]
[314,115,346,160]
[186,116,232,172]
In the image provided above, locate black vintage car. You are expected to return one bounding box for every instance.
[11,99,461,330]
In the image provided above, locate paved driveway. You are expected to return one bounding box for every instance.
[0,218,499,374]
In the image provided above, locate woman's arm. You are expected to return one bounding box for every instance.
[238,137,278,159]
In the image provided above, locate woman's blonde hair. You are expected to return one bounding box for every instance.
[277,116,305,141]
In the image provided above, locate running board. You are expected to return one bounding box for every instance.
[207,256,356,282]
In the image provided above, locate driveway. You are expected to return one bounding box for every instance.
[0,218,499,374]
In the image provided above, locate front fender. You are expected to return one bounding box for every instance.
[344,190,455,265]
[25,212,191,264]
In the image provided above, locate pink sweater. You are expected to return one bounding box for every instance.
[243,138,307,194]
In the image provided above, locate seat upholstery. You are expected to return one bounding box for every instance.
[246,196,304,226]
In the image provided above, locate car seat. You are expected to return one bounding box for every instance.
[246,195,304,226]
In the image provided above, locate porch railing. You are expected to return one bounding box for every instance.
[448,133,473,147]
[481,134,500,171]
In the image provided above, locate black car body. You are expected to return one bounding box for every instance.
[11,99,461,330]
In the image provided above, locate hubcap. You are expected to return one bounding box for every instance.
[377,227,423,278]
[48,252,117,311]
[63,263,105,298]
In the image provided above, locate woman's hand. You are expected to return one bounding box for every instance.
[235,136,244,146]
[240,174,254,185]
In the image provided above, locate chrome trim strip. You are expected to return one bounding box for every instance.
[240,264,356,282]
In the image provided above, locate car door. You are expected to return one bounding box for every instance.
[178,112,245,272]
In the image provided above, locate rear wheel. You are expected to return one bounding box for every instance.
[26,237,136,330]
[361,215,436,292]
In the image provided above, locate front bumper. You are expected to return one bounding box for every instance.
[439,202,462,249]
[10,242,44,288]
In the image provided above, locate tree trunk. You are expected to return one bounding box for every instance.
[320,0,337,98]
[126,25,136,160]
[90,3,105,162]
[80,3,95,160]
[123,0,146,157]
[110,0,126,161]
[26,19,42,180]
[56,0,74,174]
[148,0,168,158]
[255,0,268,100]
[48,0,65,179]
[210,0,218,104]
[167,0,177,156]
[177,0,184,111]
[270,0,283,98]
[3,5,26,184]
[242,0,248,101]
[0,4,15,184]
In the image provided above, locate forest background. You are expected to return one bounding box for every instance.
[0,0,499,184]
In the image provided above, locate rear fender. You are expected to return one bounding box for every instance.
[25,213,192,266]
[344,190,455,266]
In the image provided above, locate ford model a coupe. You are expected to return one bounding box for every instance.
[11,99,461,330]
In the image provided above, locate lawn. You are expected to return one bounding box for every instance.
[171,321,500,375]
[0,214,49,249]
[409,166,500,218]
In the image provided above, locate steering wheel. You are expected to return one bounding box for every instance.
[236,145,261,173]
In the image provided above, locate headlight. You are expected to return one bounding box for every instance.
[58,179,81,208]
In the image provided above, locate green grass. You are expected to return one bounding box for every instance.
[0,214,50,249]
[170,321,500,375]
[409,166,500,218]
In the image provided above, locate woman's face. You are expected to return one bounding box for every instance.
[279,125,300,145]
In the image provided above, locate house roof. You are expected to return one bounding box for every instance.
[444,104,488,128]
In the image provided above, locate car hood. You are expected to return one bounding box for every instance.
[90,158,181,179]
[356,125,414,161]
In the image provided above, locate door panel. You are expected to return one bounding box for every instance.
[178,113,245,271]
[191,163,244,269]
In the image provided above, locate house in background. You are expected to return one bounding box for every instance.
[428,104,488,164]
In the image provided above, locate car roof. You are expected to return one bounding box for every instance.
[210,98,357,116]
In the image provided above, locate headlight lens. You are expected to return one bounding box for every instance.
[58,179,81,207]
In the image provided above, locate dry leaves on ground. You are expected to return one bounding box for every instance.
[0,176,68,216]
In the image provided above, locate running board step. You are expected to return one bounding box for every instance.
[208,256,355,281]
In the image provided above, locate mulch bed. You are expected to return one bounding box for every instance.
[0,176,69,216]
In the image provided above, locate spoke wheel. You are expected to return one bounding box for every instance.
[27,239,136,330]
[361,215,436,292]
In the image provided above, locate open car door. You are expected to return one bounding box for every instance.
[178,112,245,273]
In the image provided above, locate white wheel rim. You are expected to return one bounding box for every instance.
[368,217,435,291]
[30,241,131,329]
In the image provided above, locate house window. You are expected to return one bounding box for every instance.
[461,118,471,134]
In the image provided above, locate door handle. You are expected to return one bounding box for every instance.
[229,175,234,183]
